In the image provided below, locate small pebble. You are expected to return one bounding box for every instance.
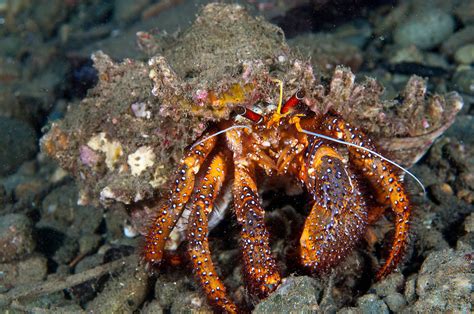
[74,254,103,274]
[254,276,322,313]
[384,292,407,312]
[0,255,48,287]
[454,44,474,65]
[463,213,474,233]
[0,184,7,206]
[142,300,164,313]
[408,250,472,312]
[53,236,79,265]
[452,67,474,95]
[123,223,139,238]
[113,0,150,24]
[428,183,454,203]
[441,26,474,56]
[337,307,360,314]
[457,189,474,204]
[86,258,150,313]
[393,9,455,50]
[0,36,23,58]
[0,214,35,263]
[0,117,37,176]
[170,291,213,313]
[78,233,102,255]
[454,1,474,25]
[14,179,46,201]
[155,277,188,309]
[356,294,389,314]
[371,273,405,297]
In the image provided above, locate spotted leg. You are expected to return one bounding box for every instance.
[295,137,368,273]
[321,115,412,279]
[233,160,281,299]
[142,135,217,265]
[186,152,238,313]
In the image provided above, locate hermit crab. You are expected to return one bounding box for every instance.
[142,81,414,313]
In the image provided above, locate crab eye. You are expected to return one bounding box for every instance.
[296,89,305,99]
[236,106,263,124]
[281,89,305,114]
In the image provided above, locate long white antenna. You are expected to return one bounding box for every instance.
[299,128,426,194]
[191,125,250,149]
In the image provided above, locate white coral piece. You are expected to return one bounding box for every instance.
[127,146,156,176]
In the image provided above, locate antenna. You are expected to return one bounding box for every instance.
[191,125,250,149]
[299,128,426,194]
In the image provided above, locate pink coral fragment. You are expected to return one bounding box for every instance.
[193,89,208,105]
[79,145,100,167]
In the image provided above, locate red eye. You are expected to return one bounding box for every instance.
[236,106,263,123]
[281,90,305,114]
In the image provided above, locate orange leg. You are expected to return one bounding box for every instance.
[186,152,238,313]
[321,115,412,279]
[142,135,217,265]
[296,137,368,273]
[233,161,281,299]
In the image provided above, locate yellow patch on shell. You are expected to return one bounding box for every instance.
[87,132,123,170]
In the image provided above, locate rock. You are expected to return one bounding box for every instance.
[74,253,103,273]
[31,0,71,37]
[0,117,37,176]
[78,233,102,256]
[169,291,213,313]
[52,236,79,265]
[383,292,406,312]
[428,183,455,204]
[142,300,164,313]
[154,275,192,310]
[113,0,150,24]
[0,184,7,207]
[404,275,417,304]
[456,232,474,251]
[337,307,362,314]
[356,294,389,314]
[0,213,35,263]
[454,44,474,65]
[0,255,48,288]
[454,0,474,25]
[370,273,405,297]
[14,178,46,202]
[416,226,450,257]
[289,33,363,76]
[463,213,474,233]
[85,260,151,312]
[393,9,455,50]
[254,276,322,313]
[332,19,372,49]
[406,249,472,312]
[0,36,22,58]
[39,184,103,236]
[444,115,474,145]
[389,45,424,64]
[441,26,474,56]
[452,67,474,96]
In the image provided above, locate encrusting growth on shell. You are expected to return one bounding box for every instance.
[40,4,461,208]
